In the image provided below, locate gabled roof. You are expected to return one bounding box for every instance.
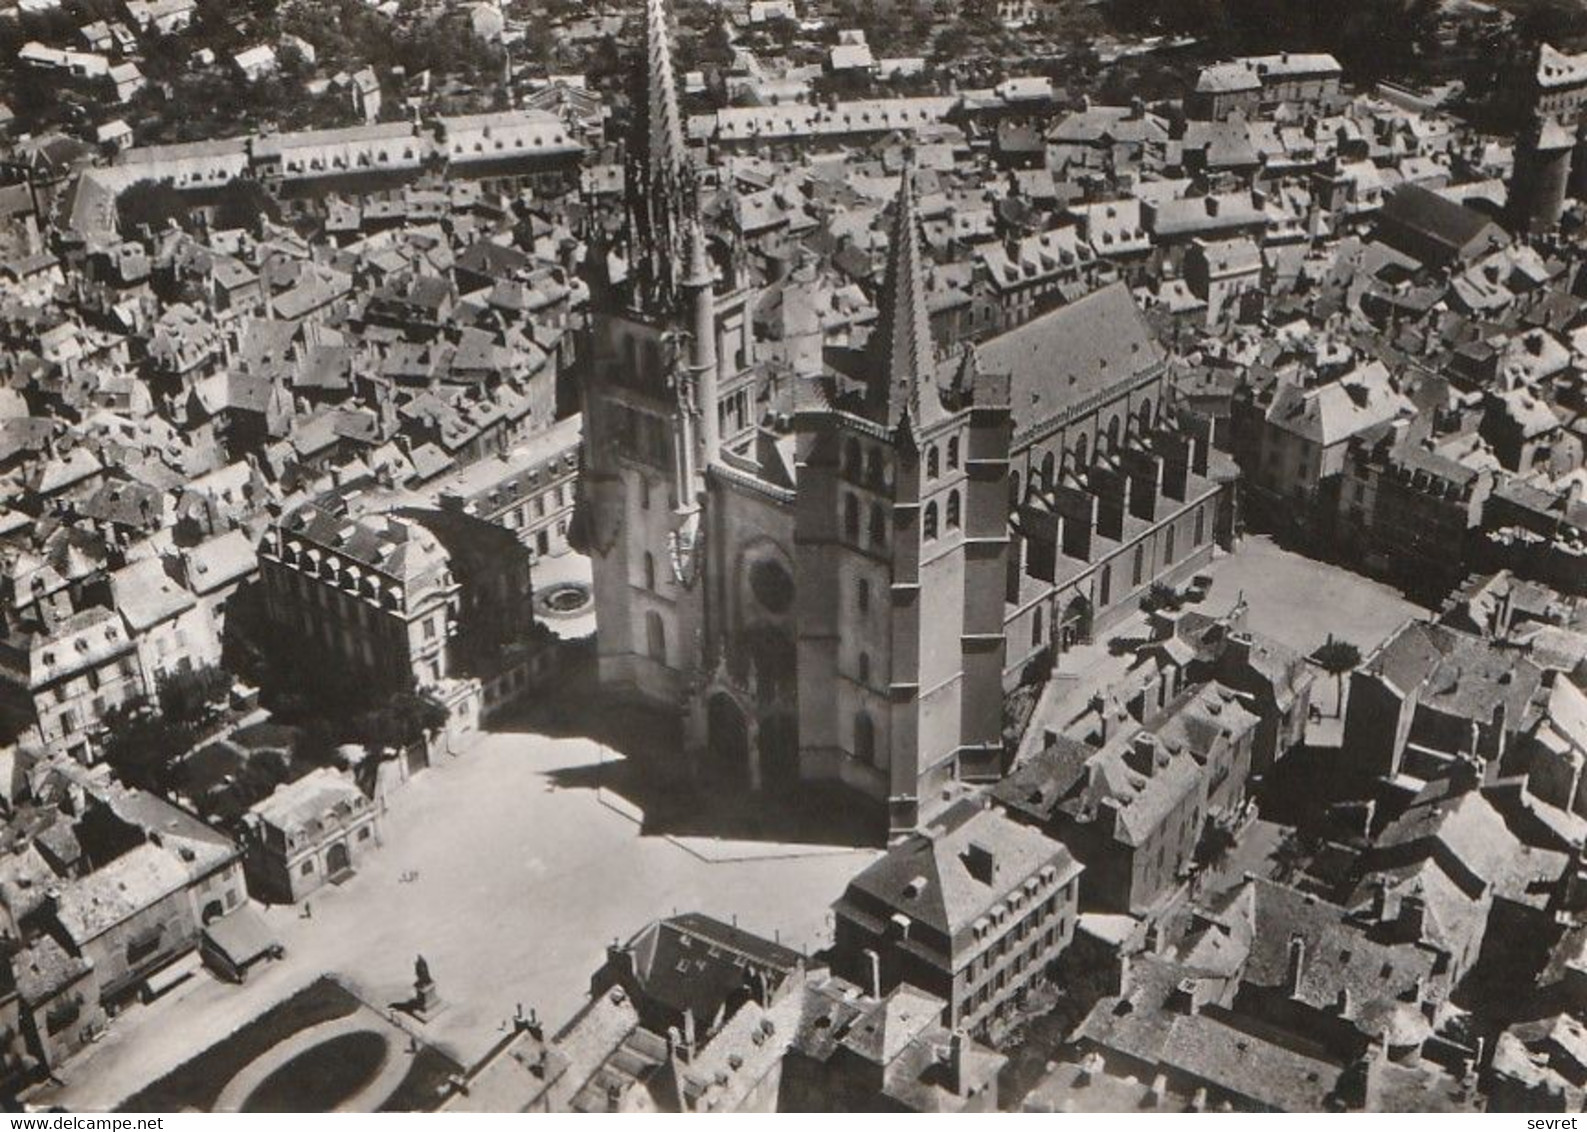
[109,555,194,631]
[1379,183,1507,259]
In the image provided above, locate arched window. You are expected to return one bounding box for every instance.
[643,551,656,591]
[1073,432,1088,469]
[646,611,666,663]
[1194,505,1206,546]
[844,494,860,542]
[1165,523,1176,564]
[844,438,862,478]
[946,490,961,530]
[857,577,870,613]
[639,476,651,511]
[1132,543,1145,587]
[1138,396,1153,433]
[947,436,960,470]
[1009,470,1022,508]
[926,445,940,479]
[1107,415,1122,453]
[1032,605,1044,646]
[867,448,886,488]
[854,711,875,764]
[857,651,871,685]
[1099,564,1112,607]
[869,502,888,548]
[923,501,939,540]
[1041,450,1055,488]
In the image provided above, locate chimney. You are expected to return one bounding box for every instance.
[1401,892,1426,938]
[947,1030,969,1095]
[1168,976,1201,1014]
[862,947,881,1000]
[1126,733,1159,777]
[1372,881,1400,924]
[680,1007,697,1062]
[1285,934,1306,996]
[1222,631,1253,672]
[605,942,635,985]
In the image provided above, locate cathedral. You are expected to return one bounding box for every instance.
[577,0,1236,837]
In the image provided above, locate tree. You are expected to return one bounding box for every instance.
[1312,636,1363,717]
[1513,0,1587,48]
[1271,829,1309,884]
[1140,581,1183,615]
[211,178,282,233]
[348,690,449,750]
[1194,820,1237,871]
[117,178,188,236]
[158,663,232,725]
[101,700,197,793]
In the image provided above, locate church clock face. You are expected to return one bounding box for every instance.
[749,559,795,615]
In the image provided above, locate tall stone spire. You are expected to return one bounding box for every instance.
[866,165,934,427]
[624,0,697,317]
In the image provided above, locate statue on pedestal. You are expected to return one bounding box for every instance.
[412,953,444,1021]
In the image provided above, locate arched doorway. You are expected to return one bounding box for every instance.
[202,899,225,925]
[326,841,351,878]
[760,714,798,790]
[1062,594,1093,650]
[707,693,750,784]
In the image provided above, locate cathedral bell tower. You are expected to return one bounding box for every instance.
[793,167,1013,837]
[577,0,723,709]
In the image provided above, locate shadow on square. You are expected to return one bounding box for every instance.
[492,664,883,849]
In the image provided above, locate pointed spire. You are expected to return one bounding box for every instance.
[623,0,697,316]
[867,164,934,427]
[644,0,688,184]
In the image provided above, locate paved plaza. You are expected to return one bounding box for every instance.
[38,727,875,1111]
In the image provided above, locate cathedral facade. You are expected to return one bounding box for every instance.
[578,0,1235,837]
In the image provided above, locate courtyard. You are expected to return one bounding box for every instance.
[1028,534,1427,747]
[37,725,875,1112]
[1193,534,1429,661]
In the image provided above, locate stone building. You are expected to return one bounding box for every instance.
[576,0,1235,836]
[259,495,459,693]
[257,490,544,718]
[241,767,380,903]
[830,798,1082,1033]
